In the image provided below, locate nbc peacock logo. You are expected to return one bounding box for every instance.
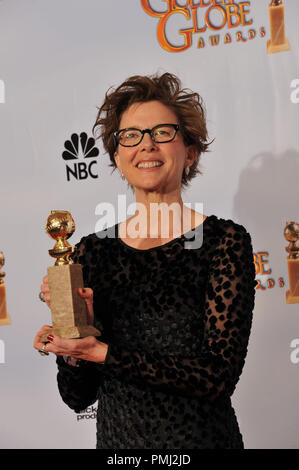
[62,132,100,181]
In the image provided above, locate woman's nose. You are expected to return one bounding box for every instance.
[140,132,157,150]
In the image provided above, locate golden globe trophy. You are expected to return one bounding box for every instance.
[40,210,101,342]
[267,0,290,54]
[284,221,299,304]
[0,251,11,325]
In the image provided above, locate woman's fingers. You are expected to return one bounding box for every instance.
[44,334,96,359]
[40,275,51,307]
[45,335,78,356]
[40,275,93,317]
[78,287,93,304]
[38,279,94,341]
[78,287,94,325]
[40,284,50,304]
[34,330,107,363]
[33,328,75,356]
[33,324,53,350]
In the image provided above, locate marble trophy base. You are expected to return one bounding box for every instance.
[267,38,290,54]
[41,263,101,342]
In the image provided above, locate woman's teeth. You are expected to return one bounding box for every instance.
[137,161,163,168]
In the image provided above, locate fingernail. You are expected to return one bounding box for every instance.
[47,335,54,341]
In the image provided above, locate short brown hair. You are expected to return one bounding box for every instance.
[93,72,212,190]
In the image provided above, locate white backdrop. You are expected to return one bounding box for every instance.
[0,0,299,449]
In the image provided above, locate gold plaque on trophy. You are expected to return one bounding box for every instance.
[0,251,11,325]
[284,221,299,304]
[40,210,101,342]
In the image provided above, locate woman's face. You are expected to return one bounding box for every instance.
[114,100,196,194]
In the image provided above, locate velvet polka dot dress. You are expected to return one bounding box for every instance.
[56,215,257,449]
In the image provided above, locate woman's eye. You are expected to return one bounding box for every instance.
[122,131,139,140]
[127,133,138,139]
[119,131,137,141]
[155,130,170,137]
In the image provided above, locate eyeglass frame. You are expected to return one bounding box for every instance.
[113,123,180,148]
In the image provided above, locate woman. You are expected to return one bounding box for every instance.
[34,72,257,449]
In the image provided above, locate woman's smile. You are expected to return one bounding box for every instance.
[136,161,164,170]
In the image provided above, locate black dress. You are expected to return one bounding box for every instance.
[56,215,257,449]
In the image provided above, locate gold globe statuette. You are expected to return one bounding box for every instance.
[0,251,11,325]
[267,0,290,54]
[40,210,101,342]
[284,221,299,304]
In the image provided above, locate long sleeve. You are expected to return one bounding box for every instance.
[103,223,257,401]
[56,356,103,412]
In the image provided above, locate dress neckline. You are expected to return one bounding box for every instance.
[116,215,212,252]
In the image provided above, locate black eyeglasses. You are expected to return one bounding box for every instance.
[114,124,180,148]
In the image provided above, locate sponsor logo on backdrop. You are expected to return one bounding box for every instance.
[141,0,265,52]
[76,405,97,422]
[0,80,5,103]
[254,251,285,292]
[290,79,299,104]
[0,339,5,364]
[62,132,99,181]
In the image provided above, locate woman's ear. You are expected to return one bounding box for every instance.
[114,152,124,179]
[114,152,120,170]
[186,145,198,167]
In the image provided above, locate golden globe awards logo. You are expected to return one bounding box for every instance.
[141,0,265,52]
[254,251,285,291]
[62,132,99,181]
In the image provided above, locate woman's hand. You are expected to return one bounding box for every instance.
[33,325,108,363]
[40,275,51,307]
[36,280,107,363]
[41,275,94,325]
